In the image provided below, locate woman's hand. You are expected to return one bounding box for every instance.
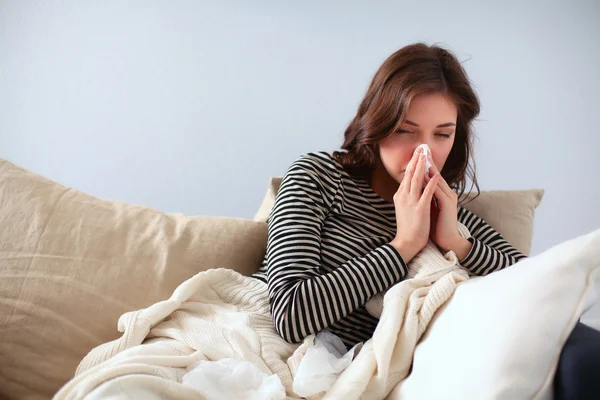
[424,155,472,260]
[390,147,440,263]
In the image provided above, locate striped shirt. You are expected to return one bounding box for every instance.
[252,152,526,348]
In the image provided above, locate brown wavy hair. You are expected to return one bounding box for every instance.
[333,42,481,203]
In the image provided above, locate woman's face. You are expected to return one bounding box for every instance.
[378,91,458,184]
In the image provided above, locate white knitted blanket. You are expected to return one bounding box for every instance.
[53,269,302,400]
[54,224,471,400]
[320,223,472,399]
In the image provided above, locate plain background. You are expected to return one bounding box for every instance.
[1,1,599,256]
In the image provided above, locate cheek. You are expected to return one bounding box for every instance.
[380,141,413,169]
[432,154,446,169]
[431,142,454,169]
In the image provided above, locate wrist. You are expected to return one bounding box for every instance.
[445,237,473,262]
[389,239,418,263]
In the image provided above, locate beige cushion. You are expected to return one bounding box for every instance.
[0,159,268,400]
[254,177,544,256]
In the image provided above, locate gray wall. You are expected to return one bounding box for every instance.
[2,0,599,258]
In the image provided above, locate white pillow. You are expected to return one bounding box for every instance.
[387,228,600,400]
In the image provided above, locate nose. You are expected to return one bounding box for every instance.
[414,142,434,158]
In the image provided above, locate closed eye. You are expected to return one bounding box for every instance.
[397,130,452,138]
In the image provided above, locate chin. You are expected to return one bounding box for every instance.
[394,172,405,184]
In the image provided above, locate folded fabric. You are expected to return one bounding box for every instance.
[324,224,472,399]
[55,228,600,400]
[365,222,472,318]
[54,269,301,400]
[55,222,476,400]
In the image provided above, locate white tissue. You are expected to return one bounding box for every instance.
[292,331,362,397]
[417,143,432,173]
[182,358,286,400]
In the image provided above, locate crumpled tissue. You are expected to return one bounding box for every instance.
[182,358,286,400]
[417,143,432,173]
[292,330,363,397]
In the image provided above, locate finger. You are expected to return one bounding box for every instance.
[435,174,455,199]
[421,173,440,205]
[425,155,441,186]
[427,152,439,175]
[423,169,432,191]
[410,152,427,198]
[433,183,459,213]
[401,148,423,193]
[433,184,449,206]
[424,172,431,185]
[426,156,453,198]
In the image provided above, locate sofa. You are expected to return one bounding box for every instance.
[1,158,598,399]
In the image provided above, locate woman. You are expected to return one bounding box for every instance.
[252,42,525,347]
[252,42,599,399]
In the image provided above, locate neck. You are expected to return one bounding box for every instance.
[370,160,399,203]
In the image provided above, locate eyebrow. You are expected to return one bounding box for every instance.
[405,120,456,128]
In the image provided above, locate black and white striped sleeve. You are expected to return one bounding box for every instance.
[266,155,408,344]
[457,206,527,276]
